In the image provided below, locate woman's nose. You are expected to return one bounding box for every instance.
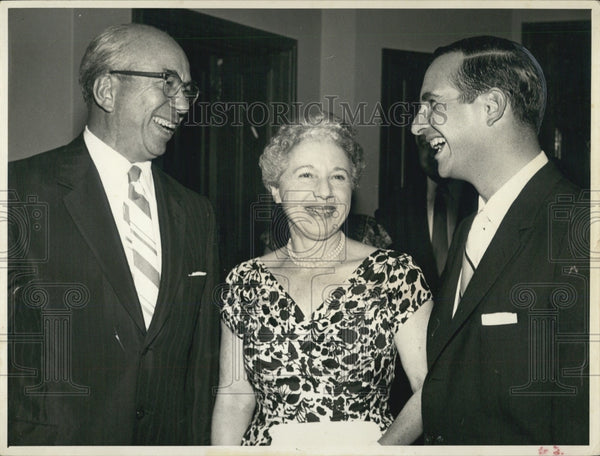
[314,177,333,199]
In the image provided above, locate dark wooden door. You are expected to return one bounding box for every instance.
[379,49,432,207]
[133,9,297,274]
[523,20,591,189]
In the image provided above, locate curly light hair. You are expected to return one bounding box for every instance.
[259,110,365,190]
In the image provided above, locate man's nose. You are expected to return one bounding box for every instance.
[411,102,428,136]
[173,97,190,114]
[170,87,191,114]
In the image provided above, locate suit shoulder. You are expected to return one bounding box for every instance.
[539,161,582,198]
[8,144,75,191]
[9,146,65,174]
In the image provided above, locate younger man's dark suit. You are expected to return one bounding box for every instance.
[422,162,589,445]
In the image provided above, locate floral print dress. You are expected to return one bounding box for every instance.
[220,249,431,445]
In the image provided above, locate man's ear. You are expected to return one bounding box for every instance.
[483,88,507,127]
[92,74,116,113]
[269,185,282,204]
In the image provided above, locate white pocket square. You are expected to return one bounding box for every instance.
[481,312,518,326]
[188,271,207,277]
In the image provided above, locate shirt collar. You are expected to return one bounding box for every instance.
[477,151,548,225]
[84,126,153,187]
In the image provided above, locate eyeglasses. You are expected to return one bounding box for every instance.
[109,70,199,103]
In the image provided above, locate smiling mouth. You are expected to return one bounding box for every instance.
[153,116,177,134]
[305,205,338,217]
[429,137,447,155]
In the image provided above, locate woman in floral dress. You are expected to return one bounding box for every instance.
[211,111,433,446]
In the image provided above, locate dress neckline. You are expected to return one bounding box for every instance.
[253,248,385,323]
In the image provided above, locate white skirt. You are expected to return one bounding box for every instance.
[269,421,382,447]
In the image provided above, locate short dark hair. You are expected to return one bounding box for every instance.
[434,35,547,132]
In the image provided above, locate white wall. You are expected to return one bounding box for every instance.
[9,9,74,159]
[8,8,131,160]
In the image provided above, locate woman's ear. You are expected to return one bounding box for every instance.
[92,74,116,113]
[484,88,507,127]
[269,185,282,204]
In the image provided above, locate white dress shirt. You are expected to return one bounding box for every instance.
[452,151,549,315]
[84,127,162,279]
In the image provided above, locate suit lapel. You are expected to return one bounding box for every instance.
[428,163,563,368]
[60,137,146,333]
[144,168,186,345]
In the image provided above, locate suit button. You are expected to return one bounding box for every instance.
[136,408,145,419]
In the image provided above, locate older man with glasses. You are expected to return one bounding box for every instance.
[8,23,219,445]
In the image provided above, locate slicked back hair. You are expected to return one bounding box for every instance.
[433,35,547,133]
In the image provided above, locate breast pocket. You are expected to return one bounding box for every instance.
[479,313,529,399]
[181,271,208,301]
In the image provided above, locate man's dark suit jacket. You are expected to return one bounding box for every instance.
[422,162,589,445]
[377,174,477,297]
[8,135,220,445]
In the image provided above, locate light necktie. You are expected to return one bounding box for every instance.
[432,182,449,276]
[454,211,486,317]
[123,165,160,329]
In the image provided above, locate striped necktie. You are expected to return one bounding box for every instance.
[123,165,160,329]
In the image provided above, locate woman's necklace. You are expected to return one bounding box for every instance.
[286,232,346,267]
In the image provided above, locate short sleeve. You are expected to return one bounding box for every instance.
[387,252,432,334]
[220,263,257,338]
